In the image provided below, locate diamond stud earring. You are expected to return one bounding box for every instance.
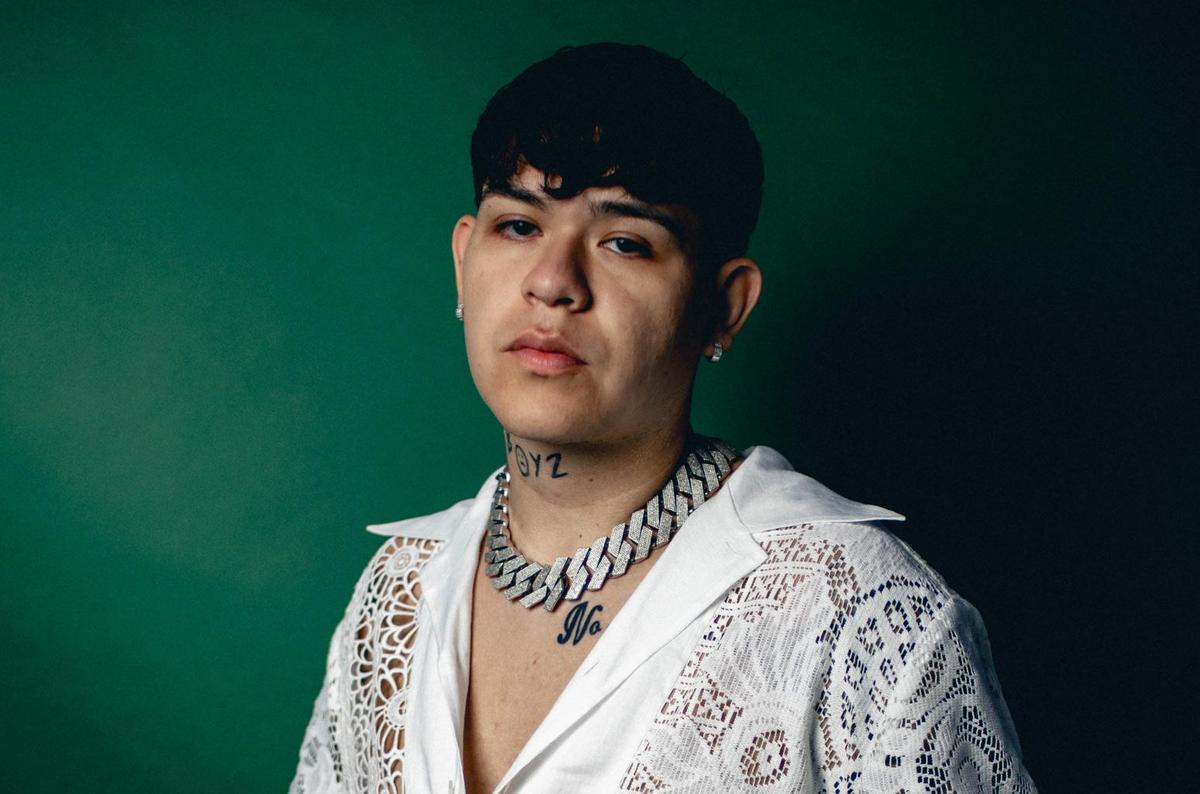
[708,341,723,362]
[455,303,464,321]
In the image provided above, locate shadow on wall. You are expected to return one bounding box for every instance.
[755,240,1185,790]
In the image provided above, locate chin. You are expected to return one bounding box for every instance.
[473,365,606,445]
[485,389,610,446]
[494,405,596,447]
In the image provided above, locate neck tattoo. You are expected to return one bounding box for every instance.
[483,433,741,612]
[505,431,569,479]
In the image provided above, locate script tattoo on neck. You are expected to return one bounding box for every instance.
[556,601,603,646]
[504,431,569,479]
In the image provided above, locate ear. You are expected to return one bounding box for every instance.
[705,256,763,356]
[451,214,476,302]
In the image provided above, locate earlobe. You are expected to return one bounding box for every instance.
[451,214,476,300]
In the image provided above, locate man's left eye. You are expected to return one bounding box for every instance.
[603,237,652,257]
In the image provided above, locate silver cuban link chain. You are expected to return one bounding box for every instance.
[484,434,741,611]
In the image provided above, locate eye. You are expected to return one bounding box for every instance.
[602,237,652,257]
[496,219,539,239]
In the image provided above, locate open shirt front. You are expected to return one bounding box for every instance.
[290,446,1036,793]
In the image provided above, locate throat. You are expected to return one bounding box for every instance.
[483,432,741,612]
[497,427,692,561]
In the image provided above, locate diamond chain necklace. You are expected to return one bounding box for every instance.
[484,435,740,611]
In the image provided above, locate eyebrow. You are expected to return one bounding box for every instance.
[481,182,547,210]
[588,198,687,247]
[481,183,689,247]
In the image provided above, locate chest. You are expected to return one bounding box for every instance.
[461,542,651,793]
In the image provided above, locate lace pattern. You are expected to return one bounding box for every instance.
[617,523,1035,793]
[290,522,1033,792]
[289,536,442,794]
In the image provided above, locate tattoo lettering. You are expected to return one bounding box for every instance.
[504,431,569,478]
[556,601,604,646]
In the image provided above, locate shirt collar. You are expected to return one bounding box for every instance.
[368,443,902,789]
[364,443,903,673]
[727,445,905,530]
[366,443,904,542]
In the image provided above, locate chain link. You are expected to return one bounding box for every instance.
[483,435,740,611]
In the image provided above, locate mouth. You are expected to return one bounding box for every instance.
[505,331,587,374]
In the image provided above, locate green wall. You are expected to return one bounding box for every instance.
[2,2,1191,790]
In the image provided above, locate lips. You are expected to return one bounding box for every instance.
[505,330,587,372]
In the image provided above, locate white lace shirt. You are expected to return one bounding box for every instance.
[290,446,1036,793]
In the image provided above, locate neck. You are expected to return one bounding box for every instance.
[501,418,693,564]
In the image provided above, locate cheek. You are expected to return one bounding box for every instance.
[460,285,500,386]
[610,291,695,374]
[463,308,506,386]
[461,259,509,351]
[461,260,493,312]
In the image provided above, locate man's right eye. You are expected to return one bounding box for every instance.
[496,219,539,238]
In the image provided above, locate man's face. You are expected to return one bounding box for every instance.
[451,165,709,447]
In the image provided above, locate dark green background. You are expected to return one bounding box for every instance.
[2,2,1193,791]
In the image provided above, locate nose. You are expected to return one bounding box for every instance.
[520,233,592,312]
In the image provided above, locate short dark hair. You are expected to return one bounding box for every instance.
[470,43,763,271]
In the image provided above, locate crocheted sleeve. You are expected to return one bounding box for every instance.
[289,578,356,794]
[288,535,443,794]
[617,522,1035,793]
[862,596,1036,793]
[288,609,351,794]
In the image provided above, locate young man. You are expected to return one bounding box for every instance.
[290,44,1035,793]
